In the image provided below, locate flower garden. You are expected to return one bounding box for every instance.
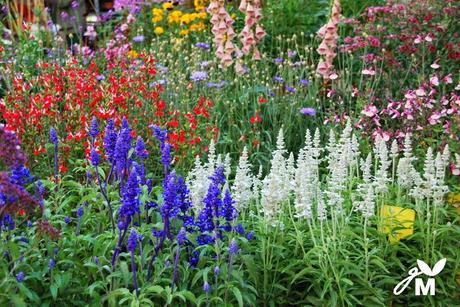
[0,0,459,305]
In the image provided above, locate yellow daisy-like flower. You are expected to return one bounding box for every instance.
[180,14,192,25]
[152,8,164,16]
[197,12,207,19]
[152,15,163,23]
[168,11,182,24]
[127,50,139,59]
[162,2,173,10]
[179,29,190,36]
[189,22,206,32]
[154,26,165,35]
[194,0,209,11]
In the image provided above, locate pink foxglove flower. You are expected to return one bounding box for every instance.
[239,0,266,61]
[207,0,237,67]
[316,0,341,79]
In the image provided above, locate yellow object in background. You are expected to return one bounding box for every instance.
[447,193,460,215]
[379,205,416,243]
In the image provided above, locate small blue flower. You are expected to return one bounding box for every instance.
[285,86,296,93]
[132,35,145,43]
[77,206,84,218]
[48,259,56,270]
[203,281,211,293]
[234,224,245,235]
[190,71,208,82]
[195,42,210,50]
[300,79,310,86]
[273,76,284,83]
[300,107,316,116]
[64,216,71,224]
[16,271,25,282]
[247,231,254,241]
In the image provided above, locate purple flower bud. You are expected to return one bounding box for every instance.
[203,281,211,293]
[77,206,84,218]
[90,149,100,166]
[48,259,56,269]
[234,224,245,235]
[149,124,167,144]
[229,239,238,255]
[49,128,58,144]
[64,216,71,224]
[127,228,140,252]
[246,231,254,241]
[89,117,99,139]
[177,227,186,245]
[213,266,220,275]
[135,136,148,159]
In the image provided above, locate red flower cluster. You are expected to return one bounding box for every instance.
[1,55,218,169]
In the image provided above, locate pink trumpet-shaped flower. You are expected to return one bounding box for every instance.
[316,0,341,79]
[238,0,266,67]
[207,0,238,67]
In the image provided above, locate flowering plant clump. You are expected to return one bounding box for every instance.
[149,2,208,38]
[1,56,219,172]
[357,76,460,148]
[0,125,41,220]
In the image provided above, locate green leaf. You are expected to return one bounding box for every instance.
[50,283,58,300]
[231,287,244,307]
[10,295,27,307]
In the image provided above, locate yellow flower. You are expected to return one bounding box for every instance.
[179,29,189,36]
[154,26,165,35]
[152,15,163,23]
[180,14,192,24]
[162,2,173,10]
[189,22,206,32]
[231,13,237,20]
[197,12,207,19]
[127,50,139,59]
[152,8,164,16]
[168,11,183,24]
